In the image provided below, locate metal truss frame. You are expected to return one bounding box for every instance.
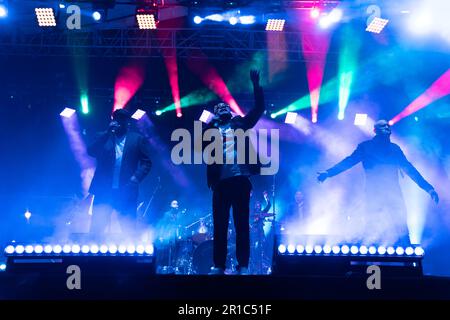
[0,27,336,61]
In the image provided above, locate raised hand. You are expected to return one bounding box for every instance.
[317,171,329,183]
[429,189,439,204]
[250,69,260,86]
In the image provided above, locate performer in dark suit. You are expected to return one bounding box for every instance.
[205,70,265,275]
[87,108,152,239]
[317,120,439,244]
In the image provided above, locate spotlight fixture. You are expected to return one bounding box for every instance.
[366,17,389,34]
[60,107,76,118]
[136,1,158,30]
[35,8,57,27]
[92,11,102,21]
[266,19,285,31]
[137,13,157,29]
[284,112,298,124]
[132,109,146,120]
[354,113,368,126]
[0,2,8,18]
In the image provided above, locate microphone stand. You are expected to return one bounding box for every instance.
[142,177,162,218]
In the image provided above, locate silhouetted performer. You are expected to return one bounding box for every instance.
[250,191,271,274]
[317,120,439,244]
[87,109,152,239]
[206,70,265,275]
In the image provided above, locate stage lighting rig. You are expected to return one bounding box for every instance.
[136,0,159,29]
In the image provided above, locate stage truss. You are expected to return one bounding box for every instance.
[0,27,336,61]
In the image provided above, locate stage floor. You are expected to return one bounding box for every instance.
[1,273,449,300]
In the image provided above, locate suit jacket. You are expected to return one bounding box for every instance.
[326,135,434,199]
[87,130,152,197]
[204,85,265,190]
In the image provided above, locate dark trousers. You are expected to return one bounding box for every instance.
[90,187,138,239]
[212,176,252,269]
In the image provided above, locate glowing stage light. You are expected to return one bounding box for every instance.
[98,245,107,254]
[33,244,44,254]
[329,8,343,23]
[205,14,223,22]
[287,244,296,254]
[35,8,57,27]
[199,110,214,123]
[270,114,277,119]
[25,245,34,254]
[390,68,450,124]
[332,246,340,254]
[387,247,395,255]
[60,107,76,118]
[305,245,314,254]
[414,247,424,256]
[284,112,298,124]
[132,109,146,120]
[59,4,65,9]
[341,245,350,254]
[90,245,99,254]
[368,246,377,255]
[176,112,182,118]
[0,5,8,18]
[239,15,255,25]
[81,245,90,254]
[323,245,332,254]
[396,247,405,255]
[137,14,157,29]
[127,245,136,254]
[408,12,432,35]
[0,264,6,271]
[15,245,25,254]
[62,244,71,254]
[145,245,154,255]
[114,63,146,111]
[44,245,53,254]
[5,245,14,254]
[229,16,238,25]
[296,245,305,254]
[310,8,320,19]
[359,246,368,255]
[266,19,285,31]
[71,245,81,254]
[193,15,203,24]
[354,113,368,126]
[405,247,414,256]
[81,95,89,114]
[319,8,342,29]
[136,245,145,255]
[314,245,323,254]
[92,11,102,21]
[377,246,386,255]
[53,245,62,254]
[366,17,389,34]
[278,244,286,254]
[24,210,31,220]
[155,110,162,116]
[350,246,359,255]
[109,245,118,254]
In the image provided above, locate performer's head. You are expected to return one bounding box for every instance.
[213,102,232,122]
[254,201,262,211]
[294,191,304,204]
[374,120,392,137]
[112,108,131,136]
[170,200,179,209]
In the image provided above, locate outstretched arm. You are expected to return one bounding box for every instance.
[241,70,265,130]
[397,146,439,203]
[317,144,364,182]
